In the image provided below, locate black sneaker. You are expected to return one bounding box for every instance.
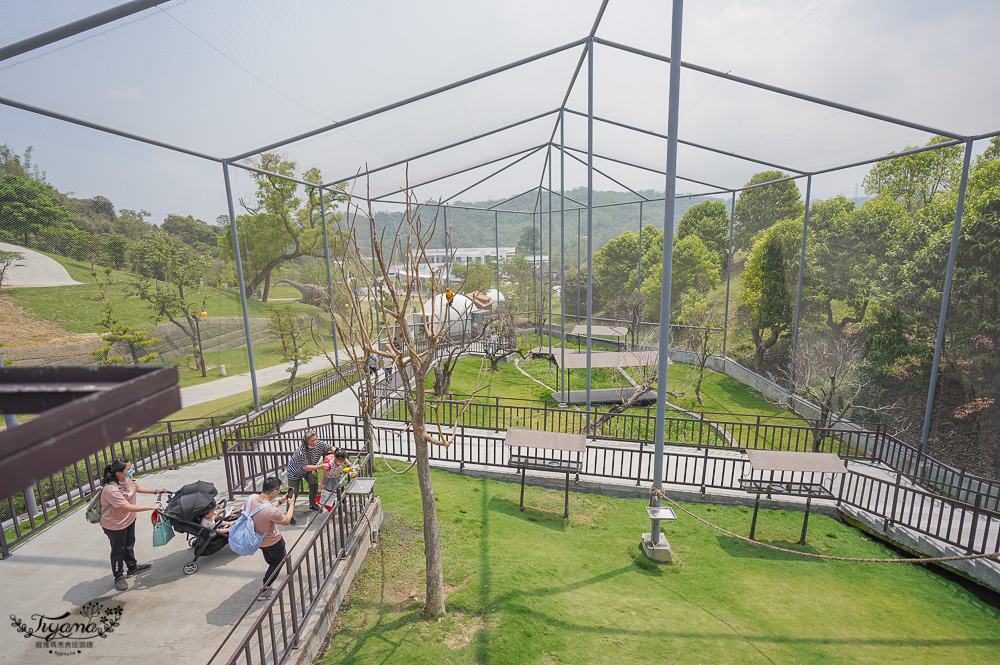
[114,576,128,591]
[127,563,152,577]
[289,517,298,526]
[308,504,321,512]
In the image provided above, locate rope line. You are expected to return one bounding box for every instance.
[372,427,418,476]
[650,488,1000,564]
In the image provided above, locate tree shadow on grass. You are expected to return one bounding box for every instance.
[487,495,567,532]
[715,534,825,562]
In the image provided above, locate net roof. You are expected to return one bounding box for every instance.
[3,0,998,217]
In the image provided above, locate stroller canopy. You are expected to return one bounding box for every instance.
[166,491,217,523]
[171,480,218,499]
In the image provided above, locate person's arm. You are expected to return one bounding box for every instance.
[276,494,296,525]
[135,484,169,495]
[119,501,162,513]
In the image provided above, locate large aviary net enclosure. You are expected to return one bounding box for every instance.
[2,0,999,478]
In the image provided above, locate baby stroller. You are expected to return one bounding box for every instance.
[158,481,233,575]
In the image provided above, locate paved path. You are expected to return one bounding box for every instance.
[180,350,359,408]
[0,457,332,665]
[0,242,82,287]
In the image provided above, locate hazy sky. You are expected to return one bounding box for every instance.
[2,0,997,226]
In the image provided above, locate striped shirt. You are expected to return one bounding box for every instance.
[286,441,333,479]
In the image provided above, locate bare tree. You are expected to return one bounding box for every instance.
[784,335,897,452]
[321,173,490,616]
[484,303,517,371]
[677,292,720,406]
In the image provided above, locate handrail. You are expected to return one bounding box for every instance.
[0,363,361,557]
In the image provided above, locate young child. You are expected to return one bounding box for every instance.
[318,449,349,511]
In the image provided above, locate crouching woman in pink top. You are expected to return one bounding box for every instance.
[100,458,166,592]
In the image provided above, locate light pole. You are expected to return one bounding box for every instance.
[188,298,208,378]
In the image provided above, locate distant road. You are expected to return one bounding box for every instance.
[0,243,82,287]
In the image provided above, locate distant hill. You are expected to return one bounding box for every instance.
[371,188,711,260]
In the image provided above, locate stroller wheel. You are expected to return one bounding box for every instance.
[183,562,198,575]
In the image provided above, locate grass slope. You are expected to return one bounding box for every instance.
[323,464,1000,665]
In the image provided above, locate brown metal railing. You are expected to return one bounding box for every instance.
[210,450,377,665]
[0,364,361,558]
[376,393,1000,511]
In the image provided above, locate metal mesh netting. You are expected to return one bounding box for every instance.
[2,0,999,480]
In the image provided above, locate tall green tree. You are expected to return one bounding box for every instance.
[732,171,803,252]
[863,136,963,214]
[221,155,336,301]
[740,234,792,372]
[0,173,68,244]
[677,198,730,268]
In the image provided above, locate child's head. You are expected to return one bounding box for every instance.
[333,449,348,464]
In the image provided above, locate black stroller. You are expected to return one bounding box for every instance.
[159,481,234,575]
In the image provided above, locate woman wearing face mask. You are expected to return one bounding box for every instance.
[100,458,167,592]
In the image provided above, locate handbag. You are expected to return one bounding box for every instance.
[152,512,175,547]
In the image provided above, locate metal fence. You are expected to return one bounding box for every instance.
[350,418,999,557]
[0,364,361,557]
[375,392,1000,515]
[209,450,377,665]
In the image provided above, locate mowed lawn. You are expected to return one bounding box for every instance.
[323,463,1000,665]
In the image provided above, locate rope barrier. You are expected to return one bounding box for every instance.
[649,488,1000,564]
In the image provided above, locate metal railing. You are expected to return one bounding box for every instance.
[212,414,997,665]
[211,450,377,665]
[360,419,999,556]
[0,364,361,557]
[375,392,1000,512]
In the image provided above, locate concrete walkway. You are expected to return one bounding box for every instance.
[0,242,82,287]
[180,350,359,408]
[0,455,339,664]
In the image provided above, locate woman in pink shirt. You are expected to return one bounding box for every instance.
[100,458,166,592]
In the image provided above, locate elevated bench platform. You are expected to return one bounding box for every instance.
[505,428,586,517]
[551,386,656,405]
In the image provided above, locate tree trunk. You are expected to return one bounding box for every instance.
[288,360,298,385]
[414,435,446,615]
[262,272,271,302]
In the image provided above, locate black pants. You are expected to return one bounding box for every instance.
[103,521,137,579]
[260,538,286,587]
[290,472,319,508]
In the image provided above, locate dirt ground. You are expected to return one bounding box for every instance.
[0,293,83,347]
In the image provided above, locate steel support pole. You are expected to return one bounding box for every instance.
[0,0,171,62]
[637,202,643,348]
[0,347,39,517]
[578,209,582,327]
[789,175,813,392]
[560,109,567,395]
[921,138,975,450]
[222,160,259,407]
[651,0,685,545]
[548,145,554,353]
[318,187,340,365]
[585,37,595,419]
[722,191,736,358]
[533,212,538,333]
[495,211,501,296]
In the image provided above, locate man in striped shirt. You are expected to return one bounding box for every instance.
[286,431,332,513]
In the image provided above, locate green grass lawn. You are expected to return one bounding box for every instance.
[11,251,332,334]
[322,463,1000,665]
